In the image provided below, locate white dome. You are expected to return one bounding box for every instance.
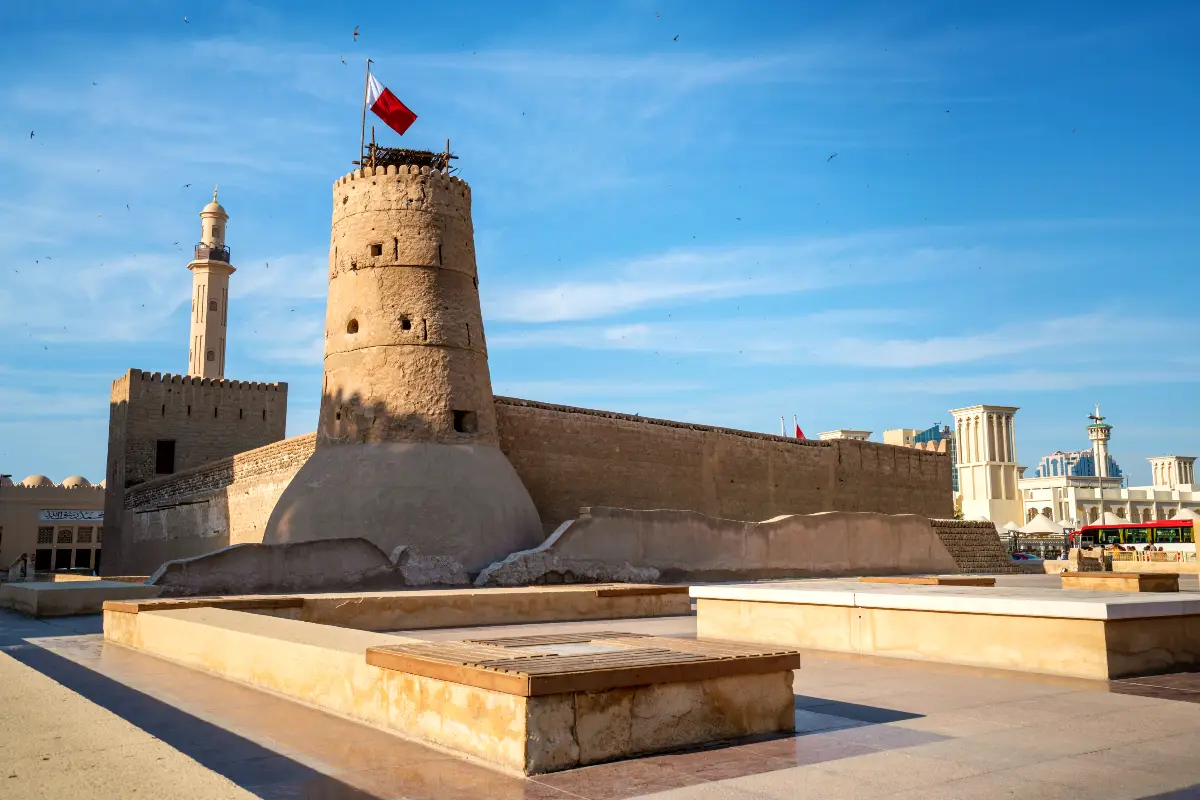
[61,475,91,488]
[21,474,54,488]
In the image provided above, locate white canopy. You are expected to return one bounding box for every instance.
[1100,512,1128,525]
[1173,508,1199,521]
[1019,514,1065,535]
[1001,521,1022,532]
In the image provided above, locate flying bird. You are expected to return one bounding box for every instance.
[341,57,346,64]
[353,26,359,41]
[183,16,188,23]
[183,183,191,188]
[92,82,97,86]
[827,152,837,162]
[673,34,679,41]
[29,131,34,139]
[945,108,951,113]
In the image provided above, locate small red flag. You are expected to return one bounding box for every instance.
[367,72,417,136]
[794,416,806,440]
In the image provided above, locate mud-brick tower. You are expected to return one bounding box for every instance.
[265,159,542,571]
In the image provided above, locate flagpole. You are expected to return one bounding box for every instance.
[781,416,786,437]
[359,58,372,167]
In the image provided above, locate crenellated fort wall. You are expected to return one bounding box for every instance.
[103,368,288,573]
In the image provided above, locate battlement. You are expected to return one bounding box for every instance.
[334,164,470,194]
[125,368,285,392]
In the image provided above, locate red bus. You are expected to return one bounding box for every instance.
[1069,519,1194,552]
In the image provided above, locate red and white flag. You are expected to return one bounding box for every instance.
[367,71,417,136]
[794,415,806,440]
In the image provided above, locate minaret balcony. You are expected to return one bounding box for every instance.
[194,243,231,263]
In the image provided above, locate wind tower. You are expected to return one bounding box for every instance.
[187,187,234,378]
[950,404,1023,526]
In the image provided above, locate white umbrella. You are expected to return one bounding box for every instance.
[1172,508,1199,521]
[1001,521,1021,532]
[1100,512,1128,525]
[1019,514,1065,535]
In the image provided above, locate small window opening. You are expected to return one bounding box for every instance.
[206,350,215,362]
[239,408,243,419]
[187,405,192,416]
[421,319,428,341]
[335,411,342,421]
[438,244,443,265]
[209,299,218,311]
[393,238,398,259]
[161,404,165,417]
[214,407,219,418]
[452,410,477,434]
[399,316,412,331]
[346,318,359,334]
[262,409,266,421]
[369,243,383,257]
[465,323,471,346]
[155,440,176,474]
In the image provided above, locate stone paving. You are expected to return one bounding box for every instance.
[2,576,1200,799]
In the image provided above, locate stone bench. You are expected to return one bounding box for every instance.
[859,576,995,587]
[1060,572,1180,593]
[367,631,799,773]
[692,580,1200,680]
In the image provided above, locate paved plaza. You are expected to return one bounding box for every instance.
[3,575,1200,799]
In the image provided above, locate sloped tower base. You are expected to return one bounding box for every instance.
[263,443,543,573]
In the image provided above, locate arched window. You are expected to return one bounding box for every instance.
[206,350,215,362]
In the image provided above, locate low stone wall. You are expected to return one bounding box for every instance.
[148,538,469,597]
[476,507,960,586]
[111,434,317,575]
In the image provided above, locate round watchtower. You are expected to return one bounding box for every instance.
[265,159,541,571]
[320,163,492,444]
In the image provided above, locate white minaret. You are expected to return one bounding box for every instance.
[187,187,235,378]
[1087,404,1112,478]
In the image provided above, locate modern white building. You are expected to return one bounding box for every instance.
[1019,409,1198,526]
[818,430,872,441]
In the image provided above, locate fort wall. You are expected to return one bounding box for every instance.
[494,397,953,531]
[102,369,288,574]
[117,434,315,575]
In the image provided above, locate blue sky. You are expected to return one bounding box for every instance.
[2,0,1198,486]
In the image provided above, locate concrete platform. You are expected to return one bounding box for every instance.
[1061,572,1180,592]
[101,585,777,775]
[0,580,159,617]
[692,580,1200,679]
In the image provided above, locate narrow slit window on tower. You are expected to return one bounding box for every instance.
[161,404,165,417]
[438,244,443,265]
[187,405,192,416]
[465,323,471,345]
[452,410,477,434]
[421,319,428,341]
[239,408,243,419]
[262,409,266,421]
[393,238,398,259]
[214,407,218,418]
[369,243,383,257]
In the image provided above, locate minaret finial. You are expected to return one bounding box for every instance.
[213,184,219,202]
